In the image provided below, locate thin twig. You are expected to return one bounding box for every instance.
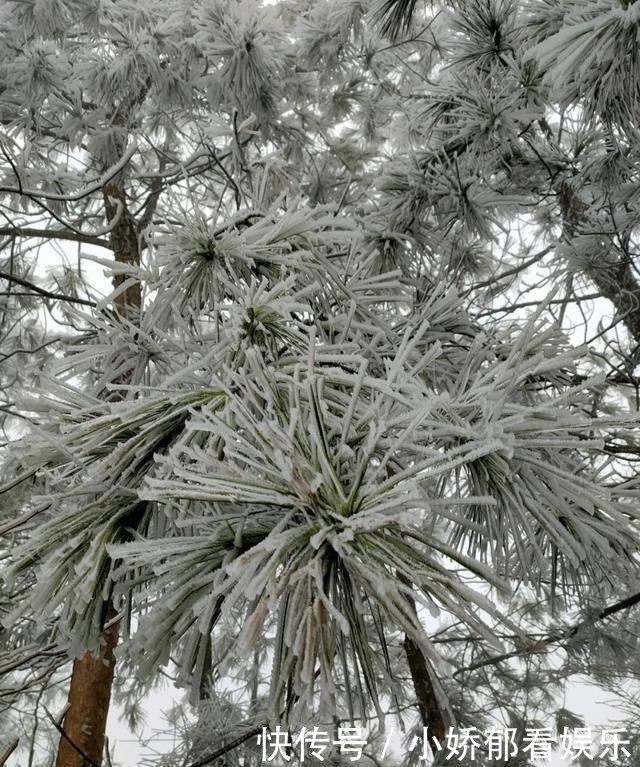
[44,706,101,767]
[188,725,265,767]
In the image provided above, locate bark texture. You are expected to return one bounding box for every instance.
[55,609,119,767]
[103,181,142,318]
[398,573,448,759]
[403,633,447,759]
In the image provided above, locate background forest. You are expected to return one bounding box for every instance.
[1,0,640,764]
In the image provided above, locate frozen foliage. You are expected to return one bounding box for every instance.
[6,212,640,729]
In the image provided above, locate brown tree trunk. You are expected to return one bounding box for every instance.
[55,176,141,767]
[102,181,143,320]
[403,633,447,757]
[398,574,448,759]
[55,609,120,767]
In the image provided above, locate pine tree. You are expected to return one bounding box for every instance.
[1,0,640,764]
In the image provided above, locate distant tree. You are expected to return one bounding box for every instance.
[1,1,640,765]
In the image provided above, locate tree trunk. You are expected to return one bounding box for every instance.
[55,608,119,767]
[55,177,141,767]
[398,574,448,759]
[102,181,143,320]
[404,633,447,757]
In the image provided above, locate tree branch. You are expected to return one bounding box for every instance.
[0,143,137,202]
[467,246,554,292]
[455,590,640,677]
[0,270,97,307]
[188,724,265,767]
[0,738,19,767]
[0,226,109,248]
